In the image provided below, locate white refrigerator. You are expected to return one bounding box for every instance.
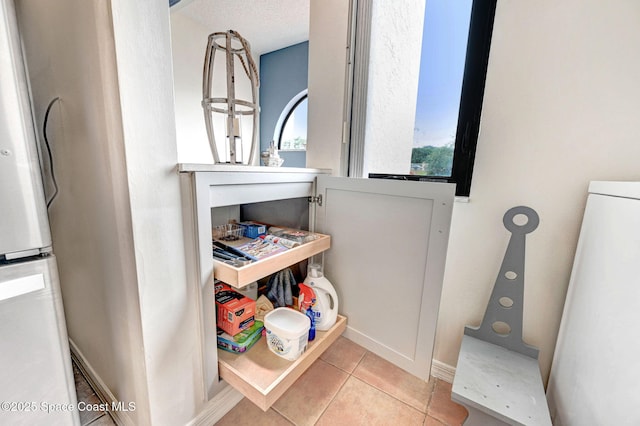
[0,0,78,424]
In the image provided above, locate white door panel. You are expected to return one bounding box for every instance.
[316,176,454,379]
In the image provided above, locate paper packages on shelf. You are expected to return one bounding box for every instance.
[217,320,264,354]
[267,227,318,244]
[233,237,288,260]
[215,282,256,336]
[212,225,319,262]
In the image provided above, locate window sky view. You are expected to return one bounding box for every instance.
[413,0,473,148]
[280,97,308,149]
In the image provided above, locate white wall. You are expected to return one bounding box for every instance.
[109,1,201,424]
[171,0,348,171]
[170,12,212,164]
[16,0,151,424]
[18,0,640,423]
[18,0,202,425]
[306,0,426,172]
[435,0,640,381]
[170,11,260,165]
[312,0,640,383]
[306,0,350,174]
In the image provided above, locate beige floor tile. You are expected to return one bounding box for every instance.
[427,379,468,426]
[273,359,349,426]
[352,351,433,412]
[317,376,425,426]
[319,336,367,373]
[215,398,292,426]
[423,415,445,425]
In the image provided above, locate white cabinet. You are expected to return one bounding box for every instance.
[179,164,455,409]
[547,181,640,426]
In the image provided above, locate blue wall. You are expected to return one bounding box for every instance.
[259,41,308,168]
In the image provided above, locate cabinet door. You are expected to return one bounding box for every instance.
[315,176,455,379]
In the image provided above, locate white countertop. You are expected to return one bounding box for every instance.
[178,163,332,174]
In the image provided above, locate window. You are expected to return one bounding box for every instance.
[412,0,497,196]
[412,1,472,177]
[355,0,497,196]
[275,89,308,151]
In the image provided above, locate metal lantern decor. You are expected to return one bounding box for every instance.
[202,30,259,164]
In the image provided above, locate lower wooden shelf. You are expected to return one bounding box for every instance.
[218,314,347,411]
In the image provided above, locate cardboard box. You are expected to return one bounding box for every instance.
[215,282,256,336]
[217,320,264,354]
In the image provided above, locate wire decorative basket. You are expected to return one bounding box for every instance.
[213,224,243,241]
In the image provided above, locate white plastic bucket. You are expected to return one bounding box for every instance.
[264,307,310,361]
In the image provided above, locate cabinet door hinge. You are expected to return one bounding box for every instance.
[308,194,323,206]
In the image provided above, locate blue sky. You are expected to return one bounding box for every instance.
[281,98,308,143]
[413,0,473,148]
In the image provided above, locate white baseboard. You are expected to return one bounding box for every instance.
[70,339,244,426]
[187,383,244,426]
[68,339,135,426]
[430,359,456,383]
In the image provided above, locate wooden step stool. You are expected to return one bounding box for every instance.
[451,207,551,426]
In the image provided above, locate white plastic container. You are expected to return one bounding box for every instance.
[264,307,310,361]
[302,263,339,331]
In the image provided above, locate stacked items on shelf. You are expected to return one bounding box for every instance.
[233,238,288,260]
[211,223,329,359]
[212,222,318,263]
[236,221,266,239]
[217,320,264,354]
[260,264,341,362]
[267,227,317,244]
[215,282,263,353]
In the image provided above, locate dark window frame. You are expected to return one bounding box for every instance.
[277,93,308,151]
[450,0,497,196]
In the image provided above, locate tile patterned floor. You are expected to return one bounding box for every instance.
[73,362,116,426]
[216,336,468,426]
[72,337,467,425]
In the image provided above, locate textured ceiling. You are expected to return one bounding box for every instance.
[174,0,310,56]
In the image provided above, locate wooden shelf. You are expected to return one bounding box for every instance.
[218,314,347,411]
[213,233,331,289]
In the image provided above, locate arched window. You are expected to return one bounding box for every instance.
[274,89,308,151]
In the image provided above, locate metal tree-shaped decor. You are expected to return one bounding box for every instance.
[202,30,259,165]
[464,206,540,358]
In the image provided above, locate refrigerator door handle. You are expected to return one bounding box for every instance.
[0,272,45,301]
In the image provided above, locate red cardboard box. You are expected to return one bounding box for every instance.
[215,282,256,336]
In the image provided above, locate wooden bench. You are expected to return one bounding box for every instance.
[451,207,551,426]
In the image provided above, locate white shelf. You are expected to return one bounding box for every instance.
[218,314,347,411]
[213,233,331,289]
